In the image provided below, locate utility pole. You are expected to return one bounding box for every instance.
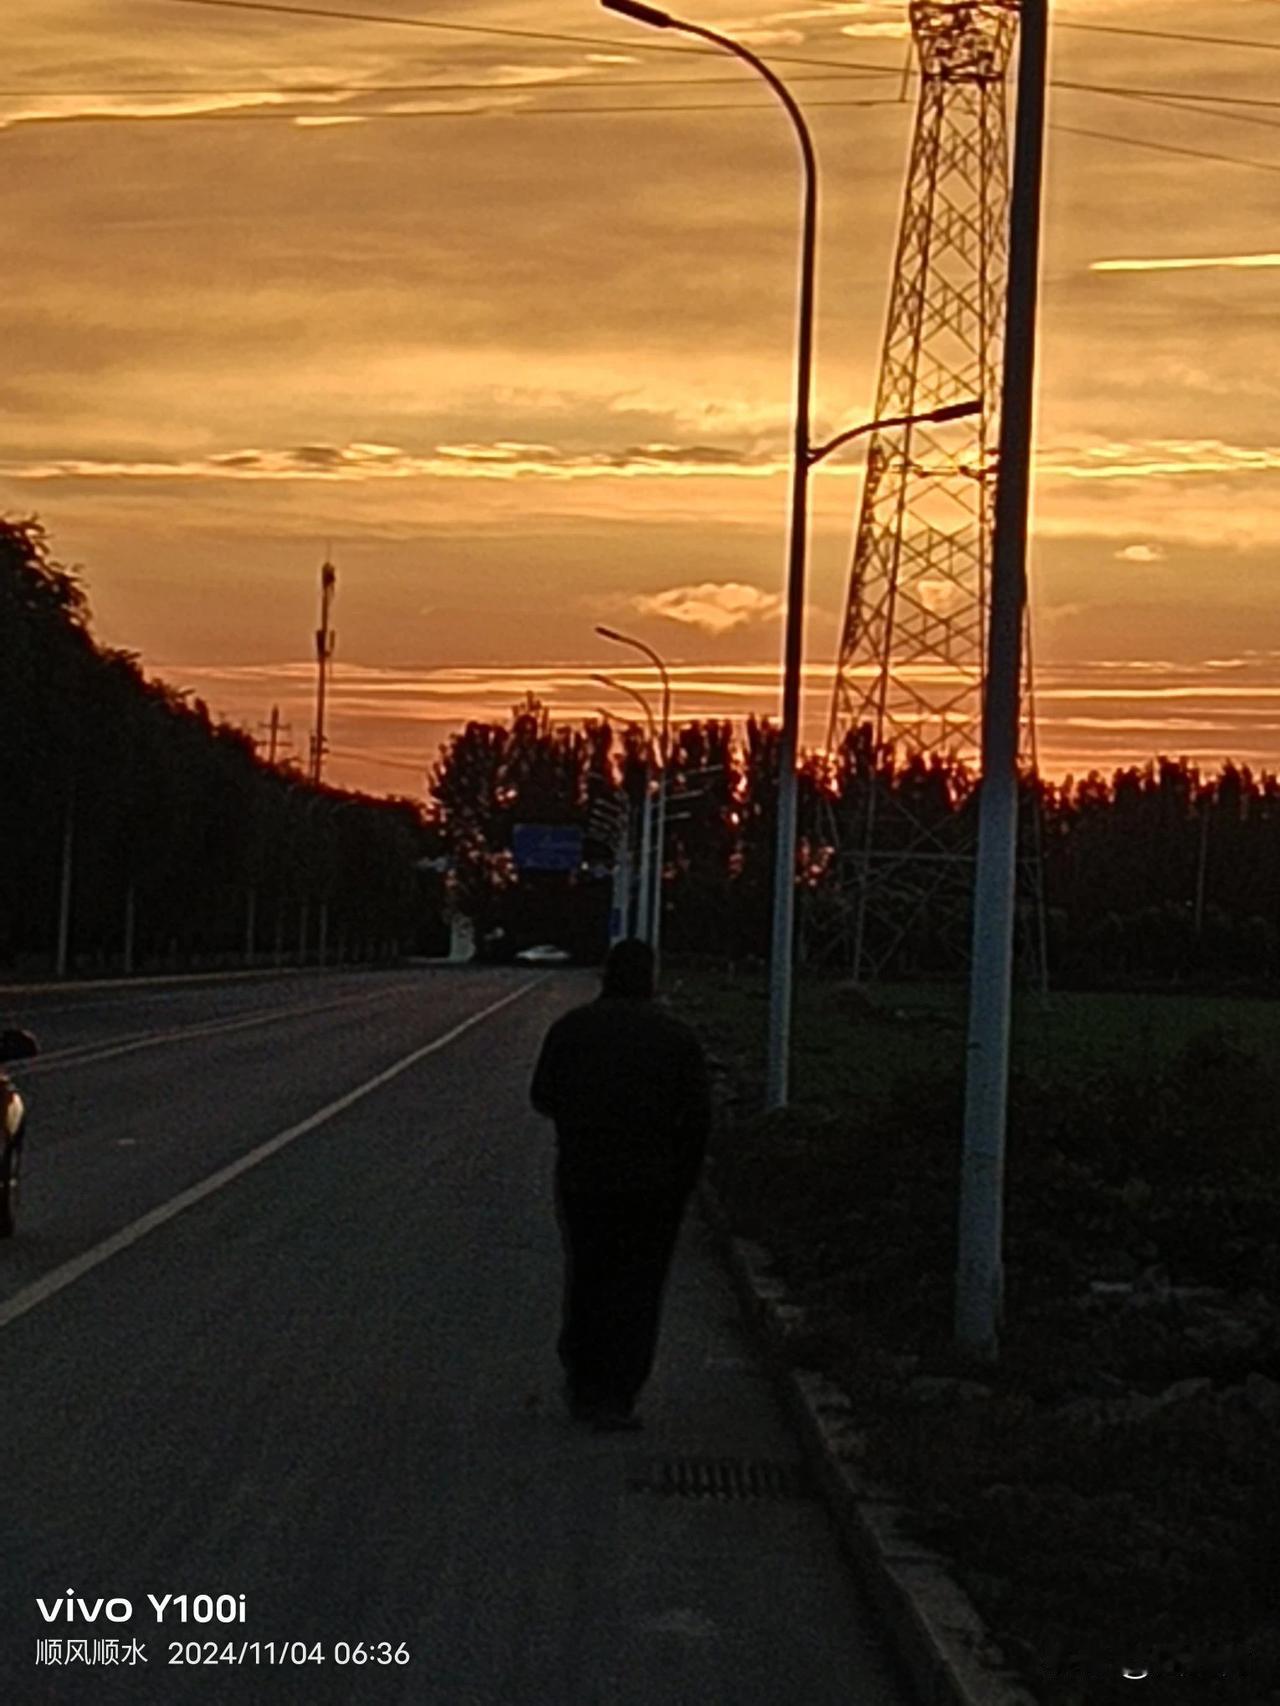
[123,883,136,976]
[955,0,1050,1364]
[613,824,633,945]
[1194,791,1211,938]
[635,778,654,943]
[258,704,293,766]
[244,886,257,966]
[310,556,336,785]
[589,790,631,947]
[56,783,75,978]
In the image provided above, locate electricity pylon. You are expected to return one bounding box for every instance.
[820,0,1044,984]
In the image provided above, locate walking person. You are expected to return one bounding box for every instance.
[530,938,712,1432]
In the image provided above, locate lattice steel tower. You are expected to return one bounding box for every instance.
[822,0,1040,980]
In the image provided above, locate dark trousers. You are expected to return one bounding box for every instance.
[554,1182,689,1412]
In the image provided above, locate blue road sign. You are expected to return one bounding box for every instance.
[512,823,583,872]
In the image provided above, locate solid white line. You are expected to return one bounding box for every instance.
[0,977,547,1335]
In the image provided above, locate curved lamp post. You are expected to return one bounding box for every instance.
[592,672,658,942]
[601,0,981,1109]
[594,705,637,943]
[601,0,814,1108]
[596,626,671,969]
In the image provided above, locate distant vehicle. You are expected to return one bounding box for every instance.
[515,944,572,966]
[0,1027,37,1239]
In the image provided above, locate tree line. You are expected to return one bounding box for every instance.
[0,518,436,975]
[430,698,1280,989]
[9,511,1277,989]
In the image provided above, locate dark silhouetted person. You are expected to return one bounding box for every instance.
[530,938,712,1432]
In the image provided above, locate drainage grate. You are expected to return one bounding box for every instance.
[626,1456,813,1502]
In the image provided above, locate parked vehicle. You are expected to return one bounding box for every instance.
[0,1028,37,1238]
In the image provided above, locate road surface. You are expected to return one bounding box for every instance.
[1,967,913,1704]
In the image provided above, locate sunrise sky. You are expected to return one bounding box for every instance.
[6,0,1280,795]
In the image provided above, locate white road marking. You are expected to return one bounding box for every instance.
[0,977,547,1334]
[25,983,410,1074]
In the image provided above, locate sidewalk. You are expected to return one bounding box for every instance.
[527,1156,915,1705]
[498,976,917,1706]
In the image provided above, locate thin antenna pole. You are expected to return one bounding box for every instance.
[312,556,337,784]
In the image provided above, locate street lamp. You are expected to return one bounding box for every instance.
[596,626,671,970]
[601,0,814,1110]
[808,397,980,467]
[593,706,637,944]
[600,0,981,1110]
[592,673,658,943]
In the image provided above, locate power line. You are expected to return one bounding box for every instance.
[327,744,424,772]
[157,0,896,78]
[1113,91,1280,138]
[1056,20,1280,54]
[0,96,909,127]
[1058,75,1280,140]
[7,92,1277,167]
[1055,78,1280,115]
[8,30,1277,173]
[0,71,890,97]
[1051,121,1280,177]
[11,73,1280,118]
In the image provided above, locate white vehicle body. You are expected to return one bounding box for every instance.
[515,944,571,965]
[1,1078,22,1141]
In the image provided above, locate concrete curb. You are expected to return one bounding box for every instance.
[698,1178,1040,1706]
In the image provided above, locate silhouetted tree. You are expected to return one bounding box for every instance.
[0,515,430,971]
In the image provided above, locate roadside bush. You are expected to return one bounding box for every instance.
[694,971,1280,1706]
[1013,1026,1279,1187]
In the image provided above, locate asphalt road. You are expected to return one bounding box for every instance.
[1,967,913,1705]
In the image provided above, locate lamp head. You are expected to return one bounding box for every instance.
[600,0,674,25]
[928,399,982,423]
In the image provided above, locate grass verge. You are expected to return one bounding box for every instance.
[674,966,1280,1706]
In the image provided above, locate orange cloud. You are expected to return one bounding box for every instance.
[0,440,786,483]
[1091,252,1280,274]
[634,581,784,634]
